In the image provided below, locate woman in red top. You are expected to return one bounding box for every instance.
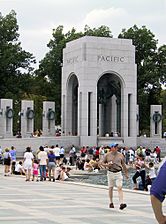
[80,146,87,158]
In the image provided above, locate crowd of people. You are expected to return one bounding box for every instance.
[0,144,161,190]
[0,143,165,223]
[0,144,71,182]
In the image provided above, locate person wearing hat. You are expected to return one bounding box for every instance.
[102,143,129,210]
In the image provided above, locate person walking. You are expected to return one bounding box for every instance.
[102,143,128,210]
[150,160,166,224]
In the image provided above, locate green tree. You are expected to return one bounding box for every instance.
[0,10,35,99]
[118,25,166,134]
[0,10,36,133]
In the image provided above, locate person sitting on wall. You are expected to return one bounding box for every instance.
[16,131,22,138]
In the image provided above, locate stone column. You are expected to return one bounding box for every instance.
[150,105,162,138]
[21,100,34,138]
[136,105,139,136]
[61,94,66,135]
[111,95,117,135]
[42,101,55,136]
[99,104,104,136]
[0,99,13,138]
[121,91,128,138]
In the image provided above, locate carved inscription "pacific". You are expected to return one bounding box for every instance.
[66,56,79,64]
[97,55,125,63]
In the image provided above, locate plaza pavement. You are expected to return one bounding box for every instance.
[0,165,164,224]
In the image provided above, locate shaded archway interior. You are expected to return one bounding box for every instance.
[66,74,78,136]
[97,73,121,137]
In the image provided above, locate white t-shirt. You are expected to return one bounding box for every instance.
[61,171,68,180]
[84,162,90,171]
[54,147,60,157]
[24,152,34,161]
[148,167,156,179]
[23,152,34,169]
[38,151,48,165]
[15,163,23,172]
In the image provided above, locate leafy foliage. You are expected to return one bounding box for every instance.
[0,10,35,99]
[1,11,166,134]
[119,25,166,133]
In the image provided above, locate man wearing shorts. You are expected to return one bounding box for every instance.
[150,161,166,224]
[102,143,128,210]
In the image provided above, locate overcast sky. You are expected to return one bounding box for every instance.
[1,0,166,68]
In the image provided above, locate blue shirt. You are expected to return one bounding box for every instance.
[48,153,56,162]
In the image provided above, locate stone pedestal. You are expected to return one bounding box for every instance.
[0,99,13,138]
[136,105,139,136]
[20,100,34,138]
[150,105,162,138]
[42,101,55,136]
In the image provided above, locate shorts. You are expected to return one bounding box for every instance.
[48,162,56,169]
[107,171,123,188]
[150,162,166,202]
[24,161,32,170]
[4,158,11,166]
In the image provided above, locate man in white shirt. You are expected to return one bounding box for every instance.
[54,144,60,165]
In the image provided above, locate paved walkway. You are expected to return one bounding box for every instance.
[0,165,163,224]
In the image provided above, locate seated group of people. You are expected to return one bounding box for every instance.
[11,160,71,182]
[76,156,101,172]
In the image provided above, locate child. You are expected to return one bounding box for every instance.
[66,167,71,177]
[55,164,63,180]
[59,167,69,181]
[32,159,39,181]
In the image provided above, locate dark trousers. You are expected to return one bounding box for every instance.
[132,170,146,189]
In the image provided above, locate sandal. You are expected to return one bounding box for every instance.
[119,203,127,210]
[109,203,114,208]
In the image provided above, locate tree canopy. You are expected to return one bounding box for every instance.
[1,10,166,135]
[119,25,166,133]
[0,10,35,99]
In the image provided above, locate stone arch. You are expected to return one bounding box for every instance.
[97,72,123,137]
[62,36,137,147]
[66,73,79,135]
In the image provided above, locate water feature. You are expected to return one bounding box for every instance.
[71,168,138,190]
